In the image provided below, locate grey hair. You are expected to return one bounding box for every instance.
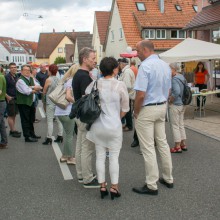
[169,63,181,72]
[21,64,31,71]
[78,47,95,65]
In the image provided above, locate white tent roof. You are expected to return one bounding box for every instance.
[159,38,220,63]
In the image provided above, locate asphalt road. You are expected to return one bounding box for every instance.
[0,108,220,220]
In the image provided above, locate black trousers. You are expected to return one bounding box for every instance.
[195,84,207,107]
[133,130,139,143]
[124,99,133,130]
[18,104,35,138]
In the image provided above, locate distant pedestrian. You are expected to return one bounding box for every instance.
[36,63,48,112]
[132,40,173,196]
[118,58,135,131]
[16,65,42,142]
[194,62,210,110]
[86,57,129,199]
[0,68,7,149]
[5,63,21,138]
[54,64,79,165]
[130,59,138,78]
[42,64,63,145]
[31,67,40,123]
[72,47,99,188]
[169,63,187,153]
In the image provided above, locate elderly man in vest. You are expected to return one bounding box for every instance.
[16,65,42,142]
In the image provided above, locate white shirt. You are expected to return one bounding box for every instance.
[119,65,136,100]
[16,76,36,101]
[134,54,171,106]
[86,78,129,148]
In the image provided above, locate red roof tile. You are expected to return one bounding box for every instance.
[36,32,92,58]
[15,40,38,55]
[0,37,27,54]
[185,1,220,29]
[116,0,197,50]
[95,11,111,45]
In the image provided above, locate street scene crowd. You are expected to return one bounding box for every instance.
[0,39,212,200]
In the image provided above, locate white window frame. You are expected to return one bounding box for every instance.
[175,4,182,11]
[58,47,63,53]
[144,29,155,39]
[192,5,198,12]
[171,30,186,39]
[136,2,146,11]
[156,29,166,39]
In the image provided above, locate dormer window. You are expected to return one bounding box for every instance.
[192,5,198,12]
[136,2,146,11]
[175,4,182,11]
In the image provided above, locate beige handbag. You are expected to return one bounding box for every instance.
[48,80,69,109]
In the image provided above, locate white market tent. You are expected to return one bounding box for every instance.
[159,38,220,63]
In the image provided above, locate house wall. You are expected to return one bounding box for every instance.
[36,58,49,64]
[73,39,79,64]
[105,1,128,59]
[0,43,10,62]
[92,17,102,64]
[49,36,73,64]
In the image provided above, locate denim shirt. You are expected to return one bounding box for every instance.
[171,74,185,106]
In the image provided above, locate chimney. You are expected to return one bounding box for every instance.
[8,40,11,48]
[53,28,55,33]
[159,0,164,13]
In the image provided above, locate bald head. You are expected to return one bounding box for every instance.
[136,40,155,61]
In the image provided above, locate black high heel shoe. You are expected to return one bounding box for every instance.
[100,187,109,199]
[54,136,63,143]
[42,138,52,145]
[110,187,121,200]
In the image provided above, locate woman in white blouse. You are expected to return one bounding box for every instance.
[86,57,129,200]
[54,64,79,165]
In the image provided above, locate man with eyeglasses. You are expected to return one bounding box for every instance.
[5,63,21,138]
[16,65,42,142]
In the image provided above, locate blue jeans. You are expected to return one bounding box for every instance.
[0,101,7,144]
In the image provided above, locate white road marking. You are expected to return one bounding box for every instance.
[38,107,46,118]
[51,137,73,180]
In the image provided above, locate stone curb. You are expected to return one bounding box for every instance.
[185,125,220,142]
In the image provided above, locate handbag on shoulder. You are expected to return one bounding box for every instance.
[69,80,101,126]
[48,80,69,109]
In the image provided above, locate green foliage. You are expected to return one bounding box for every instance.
[54,56,66,64]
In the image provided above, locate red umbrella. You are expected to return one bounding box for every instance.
[120,51,138,58]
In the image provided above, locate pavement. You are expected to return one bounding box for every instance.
[0,105,220,220]
[184,95,220,141]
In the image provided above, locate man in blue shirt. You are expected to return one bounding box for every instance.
[132,40,173,195]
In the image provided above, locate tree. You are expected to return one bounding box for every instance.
[54,56,66,64]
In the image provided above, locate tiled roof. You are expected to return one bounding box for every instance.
[36,32,92,58]
[185,2,220,29]
[36,32,76,58]
[95,11,111,45]
[65,44,75,63]
[116,0,197,50]
[77,33,93,52]
[15,40,38,55]
[0,37,27,54]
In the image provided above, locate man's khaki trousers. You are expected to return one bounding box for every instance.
[135,104,173,190]
[75,118,95,184]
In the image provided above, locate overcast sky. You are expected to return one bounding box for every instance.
[0,0,112,42]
